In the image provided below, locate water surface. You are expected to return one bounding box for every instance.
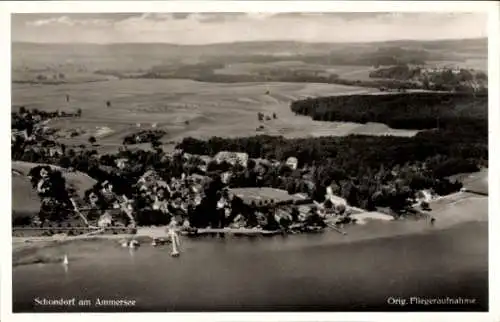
[13,220,488,312]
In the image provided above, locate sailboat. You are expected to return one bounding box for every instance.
[63,254,69,265]
[170,231,180,257]
[129,240,140,249]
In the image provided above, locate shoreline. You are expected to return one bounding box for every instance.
[12,208,487,268]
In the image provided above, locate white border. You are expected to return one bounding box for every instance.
[1,1,499,322]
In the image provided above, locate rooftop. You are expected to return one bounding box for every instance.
[229,187,303,205]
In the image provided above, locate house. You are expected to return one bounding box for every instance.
[88,192,99,207]
[48,146,63,157]
[254,158,272,168]
[98,212,113,227]
[286,157,298,170]
[275,207,292,222]
[197,155,212,164]
[115,158,128,170]
[229,187,304,207]
[297,204,314,221]
[214,151,249,167]
[39,167,49,178]
[221,171,232,184]
[152,197,169,213]
[325,186,347,208]
[138,170,162,186]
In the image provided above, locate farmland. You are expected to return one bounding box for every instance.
[12,79,420,154]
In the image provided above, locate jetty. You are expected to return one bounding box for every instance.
[182,227,282,236]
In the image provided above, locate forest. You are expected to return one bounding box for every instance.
[290,92,488,131]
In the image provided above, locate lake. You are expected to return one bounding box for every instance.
[12,220,488,312]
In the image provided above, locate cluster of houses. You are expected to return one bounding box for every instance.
[90,146,352,231]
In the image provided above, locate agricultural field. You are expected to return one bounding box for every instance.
[428,192,488,224]
[12,79,419,154]
[11,170,42,218]
[213,61,375,81]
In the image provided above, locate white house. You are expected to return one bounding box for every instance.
[215,151,249,167]
[221,171,232,184]
[98,212,113,227]
[115,158,128,170]
[286,157,298,170]
[325,186,347,209]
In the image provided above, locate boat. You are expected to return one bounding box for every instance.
[170,230,180,257]
[129,240,140,249]
[63,254,69,265]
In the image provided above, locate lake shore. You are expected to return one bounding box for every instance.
[12,219,488,312]
[13,192,487,267]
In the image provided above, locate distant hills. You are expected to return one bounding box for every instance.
[12,37,487,67]
[12,38,487,85]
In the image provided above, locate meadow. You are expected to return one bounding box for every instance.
[12,79,419,153]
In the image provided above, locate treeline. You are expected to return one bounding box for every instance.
[301,46,429,67]
[369,64,488,92]
[290,92,488,131]
[369,64,422,80]
[127,63,343,84]
[176,129,486,211]
[176,132,486,178]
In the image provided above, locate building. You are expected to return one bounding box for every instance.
[98,212,113,227]
[138,170,163,188]
[115,158,128,170]
[214,151,249,167]
[286,157,298,170]
[326,186,347,206]
[228,187,305,208]
[221,171,232,184]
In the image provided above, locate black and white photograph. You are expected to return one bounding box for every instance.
[4,1,498,317]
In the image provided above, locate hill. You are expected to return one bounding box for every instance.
[12,38,487,83]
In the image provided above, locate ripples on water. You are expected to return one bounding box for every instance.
[13,221,488,312]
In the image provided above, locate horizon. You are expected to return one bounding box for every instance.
[11,36,488,46]
[11,13,487,44]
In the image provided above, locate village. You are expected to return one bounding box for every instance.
[12,106,442,240]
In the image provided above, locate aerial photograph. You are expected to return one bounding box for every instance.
[11,11,488,312]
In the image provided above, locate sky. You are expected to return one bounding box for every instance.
[11,12,487,44]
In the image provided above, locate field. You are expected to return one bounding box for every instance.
[428,192,488,225]
[448,169,488,195]
[12,170,42,218]
[11,161,97,220]
[213,61,375,80]
[12,79,420,153]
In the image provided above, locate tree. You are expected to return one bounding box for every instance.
[151,140,162,150]
[88,136,97,145]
